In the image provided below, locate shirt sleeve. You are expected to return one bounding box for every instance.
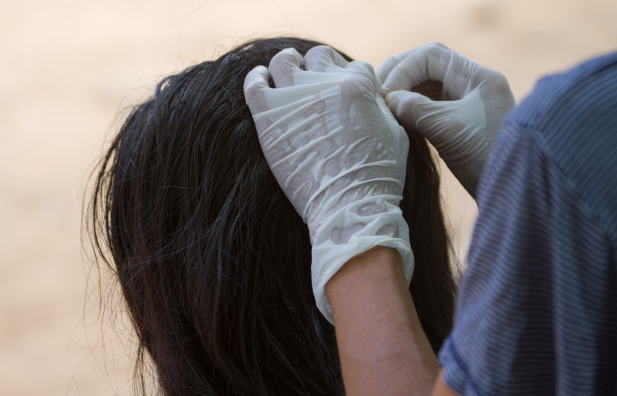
[438,117,617,395]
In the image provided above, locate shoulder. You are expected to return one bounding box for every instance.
[497,51,617,241]
[512,50,617,132]
[439,54,617,395]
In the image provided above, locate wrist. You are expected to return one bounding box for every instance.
[310,207,413,323]
[325,246,439,395]
[325,246,406,316]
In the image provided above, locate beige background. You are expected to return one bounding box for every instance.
[1,0,615,395]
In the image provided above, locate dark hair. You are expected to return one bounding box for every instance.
[88,37,456,396]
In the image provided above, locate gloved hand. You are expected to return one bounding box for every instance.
[244,46,413,323]
[377,43,516,197]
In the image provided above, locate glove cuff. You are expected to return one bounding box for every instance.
[310,204,413,324]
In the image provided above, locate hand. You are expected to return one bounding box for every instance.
[378,43,516,197]
[244,46,413,323]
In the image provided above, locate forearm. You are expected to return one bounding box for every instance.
[325,246,439,396]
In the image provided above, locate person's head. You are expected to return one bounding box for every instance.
[89,37,456,396]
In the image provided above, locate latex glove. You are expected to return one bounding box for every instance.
[244,46,413,323]
[378,43,515,197]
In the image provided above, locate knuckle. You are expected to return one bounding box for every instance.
[493,70,509,85]
[487,70,511,91]
[347,61,379,90]
[305,45,334,61]
[426,43,446,57]
[244,75,265,96]
[351,60,375,74]
[305,45,345,71]
[270,48,301,69]
[426,41,448,50]
[341,73,373,96]
[244,82,260,98]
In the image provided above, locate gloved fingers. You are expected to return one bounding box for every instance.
[384,90,438,134]
[379,42,450,92]
[345,60,381,93]
[243,65,272,115]
[375,92,402,128]
[268,47,305,88]
[376,43,449,83]
[376,51,406,84]
[475,67,515,101]
[345,60,402,127]
[304,45,348,72]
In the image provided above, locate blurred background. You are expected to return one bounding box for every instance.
[1,0,615,395]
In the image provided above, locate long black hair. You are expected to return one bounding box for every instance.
[88,37,456,396]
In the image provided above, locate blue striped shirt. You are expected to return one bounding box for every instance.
[439,52,617,395]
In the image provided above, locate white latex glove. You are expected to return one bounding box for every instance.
[378,43,516,197]
[244,46,413,323]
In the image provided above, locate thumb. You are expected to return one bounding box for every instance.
[385,90,437,134]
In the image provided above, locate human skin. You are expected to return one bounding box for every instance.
[326,246,458,396]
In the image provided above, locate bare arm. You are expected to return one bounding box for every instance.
[325,246,441,395]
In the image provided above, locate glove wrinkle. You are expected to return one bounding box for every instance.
[244,46,415,323]
[378,43,516,196]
